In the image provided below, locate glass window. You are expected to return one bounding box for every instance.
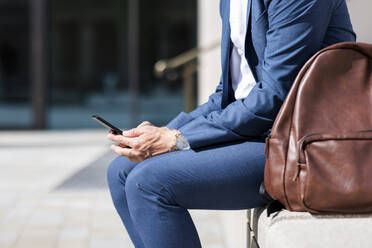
[0,0,197,130]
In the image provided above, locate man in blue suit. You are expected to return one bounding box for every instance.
[107,0,356,247]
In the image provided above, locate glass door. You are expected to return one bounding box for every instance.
[0,0,32,129]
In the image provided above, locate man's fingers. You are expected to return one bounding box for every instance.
[122,128,144,137]
[107,133,126,143]
[107,133,122,142]
[108,133,139,148]
[110,145,143,162]
[137,121,153,128]
[111,144,128,156]
[119,143,129,148]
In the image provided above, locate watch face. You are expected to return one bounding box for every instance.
[176,135,190,150]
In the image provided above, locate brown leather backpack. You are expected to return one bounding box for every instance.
[264,42,372,214]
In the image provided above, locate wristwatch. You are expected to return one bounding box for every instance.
[174,130,191,151]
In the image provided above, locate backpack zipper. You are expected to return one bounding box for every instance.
[293,133,320,181]
[293,130,372,182]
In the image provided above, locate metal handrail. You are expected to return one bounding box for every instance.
[154,42,220,113]
[154,42,220,78]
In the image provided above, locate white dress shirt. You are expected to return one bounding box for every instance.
[229,0,256,100]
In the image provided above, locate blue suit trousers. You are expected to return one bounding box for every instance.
[107,137,267,248]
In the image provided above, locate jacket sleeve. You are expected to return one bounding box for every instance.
[166,81,223,130]
[179,0,356,148]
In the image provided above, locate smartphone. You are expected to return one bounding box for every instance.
[92,115,123,135]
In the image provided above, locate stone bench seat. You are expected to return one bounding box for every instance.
[248,207,372,248]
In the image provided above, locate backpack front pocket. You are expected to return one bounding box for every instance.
[297,130,372,213]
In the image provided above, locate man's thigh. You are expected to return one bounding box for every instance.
[129,137,267,210]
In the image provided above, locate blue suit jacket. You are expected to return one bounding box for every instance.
[167,0,356,148]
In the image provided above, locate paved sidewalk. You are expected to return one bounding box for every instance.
[0,130,227,248]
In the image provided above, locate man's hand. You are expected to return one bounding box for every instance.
[107,122,178,162]
[109,121,153,148]
[136,121,153,129]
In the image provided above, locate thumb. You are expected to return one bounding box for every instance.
[122,128,143,137]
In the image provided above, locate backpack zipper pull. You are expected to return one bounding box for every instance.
[264,134,271,155]
[292,161,304,181]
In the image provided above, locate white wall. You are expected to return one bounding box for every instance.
[347,0,372,43]
[197,0,222,104]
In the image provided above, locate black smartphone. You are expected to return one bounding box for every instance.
[92,115,123,135]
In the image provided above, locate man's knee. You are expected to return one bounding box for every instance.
[107,155,137,187]
[125,158,176,209]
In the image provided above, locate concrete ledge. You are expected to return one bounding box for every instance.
[252,208,372,248]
